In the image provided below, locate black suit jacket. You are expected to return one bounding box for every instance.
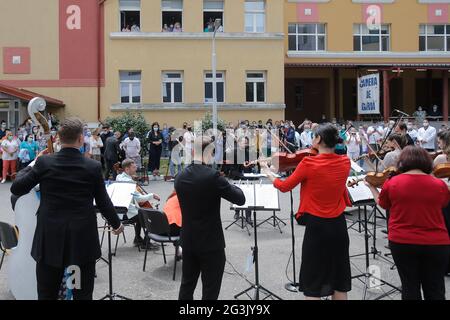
[11,148,120,267]
[175,163,245,253]
[104,136,120,162]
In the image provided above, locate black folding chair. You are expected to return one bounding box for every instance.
[139,208,180,281]
[0,222,18,271]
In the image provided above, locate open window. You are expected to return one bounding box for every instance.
[120,0,141,32]
[203,0,224,32]
[162,0,183,32]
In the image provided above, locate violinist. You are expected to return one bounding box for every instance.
[116,159,161,250]
[366,146,450,300]
[262,124,352,300]
[433,130,450,276]
[382,133,406,169]
[395,122,415,146]
[433,130,450,167]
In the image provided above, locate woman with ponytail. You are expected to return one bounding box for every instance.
[262,123,352,300]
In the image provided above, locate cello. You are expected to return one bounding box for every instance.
[8,97,52,300]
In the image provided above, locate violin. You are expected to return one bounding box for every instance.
[433,163,450,179]
[245,148,318,173]
[347,167,398,188]
[430,150,444,160]
[354,147,394,162]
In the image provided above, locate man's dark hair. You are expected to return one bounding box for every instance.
[387,133,406,149]
[58,117,83,144]
[398,123,407,132]
[397,146,433,174]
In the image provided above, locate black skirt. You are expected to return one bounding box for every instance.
[299,213,352,297]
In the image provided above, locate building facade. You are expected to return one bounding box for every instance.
[285,0,450,123]
[0,0,285,131]
[1,0,450,131]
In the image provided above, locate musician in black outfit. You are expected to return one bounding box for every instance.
[11,117,124,300]
[175,136,245,300]
[396,123,415,146]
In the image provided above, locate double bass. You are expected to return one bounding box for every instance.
[8,97,52,300]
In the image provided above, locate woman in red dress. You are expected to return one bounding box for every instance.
[262,123,352,300]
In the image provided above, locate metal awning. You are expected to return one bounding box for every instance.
[0,83,65,107]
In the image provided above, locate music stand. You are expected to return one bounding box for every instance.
[225,209,251,236]
[99,222,131,301]
[234,183,282,301]
[285,190,299,292]
[350,203,401,300]
[95,181,134,300]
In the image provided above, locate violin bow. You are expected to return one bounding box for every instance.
[264,125,293,154]
[359,132,387,171]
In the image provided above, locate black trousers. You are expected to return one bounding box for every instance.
[148,146,162,172]
[104,159,117,180]
[36,262,96,300]
[390,241,450,300]
[443,204,450,274]
[178,249,226,300]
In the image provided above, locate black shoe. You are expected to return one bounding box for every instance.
[133,236,144,247]
[246,217,253,227]
[381,229,388,234]
[140,241,160,251]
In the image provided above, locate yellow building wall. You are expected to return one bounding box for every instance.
[102,0,286,124]
[0,0,59,80]
[284,0,450,63]
[26,87,99,122]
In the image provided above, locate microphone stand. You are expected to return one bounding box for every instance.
[285,184,299,292]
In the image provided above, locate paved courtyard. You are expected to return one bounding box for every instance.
[0,179,449,300]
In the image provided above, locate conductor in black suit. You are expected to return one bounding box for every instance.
[11,117,124,300]
[175,136,246,300]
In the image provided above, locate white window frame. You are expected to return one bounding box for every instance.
[246,71,266,103]
[204,71,225,103]
[162,0,183,31]
[120,71,142,104]
[119,0,141,32]
[162,72,184,103]
[288,23,326,52]
[353,24,390,52]
[420,24,449,52]
[203,0,225,32]
[245,0,265,33]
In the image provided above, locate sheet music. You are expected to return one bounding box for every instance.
[350,160,364,174]
[347,176,375,204]
[232,184,255,209]
[255,184,280,210]
[243,173,281,179]
[231,183,280,210]
[94,182,135,210]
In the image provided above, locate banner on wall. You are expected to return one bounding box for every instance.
[357,73,380,115]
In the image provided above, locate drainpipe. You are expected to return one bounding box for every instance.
[98,0,106,122]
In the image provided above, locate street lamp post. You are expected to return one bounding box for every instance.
[212,19,221,137]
